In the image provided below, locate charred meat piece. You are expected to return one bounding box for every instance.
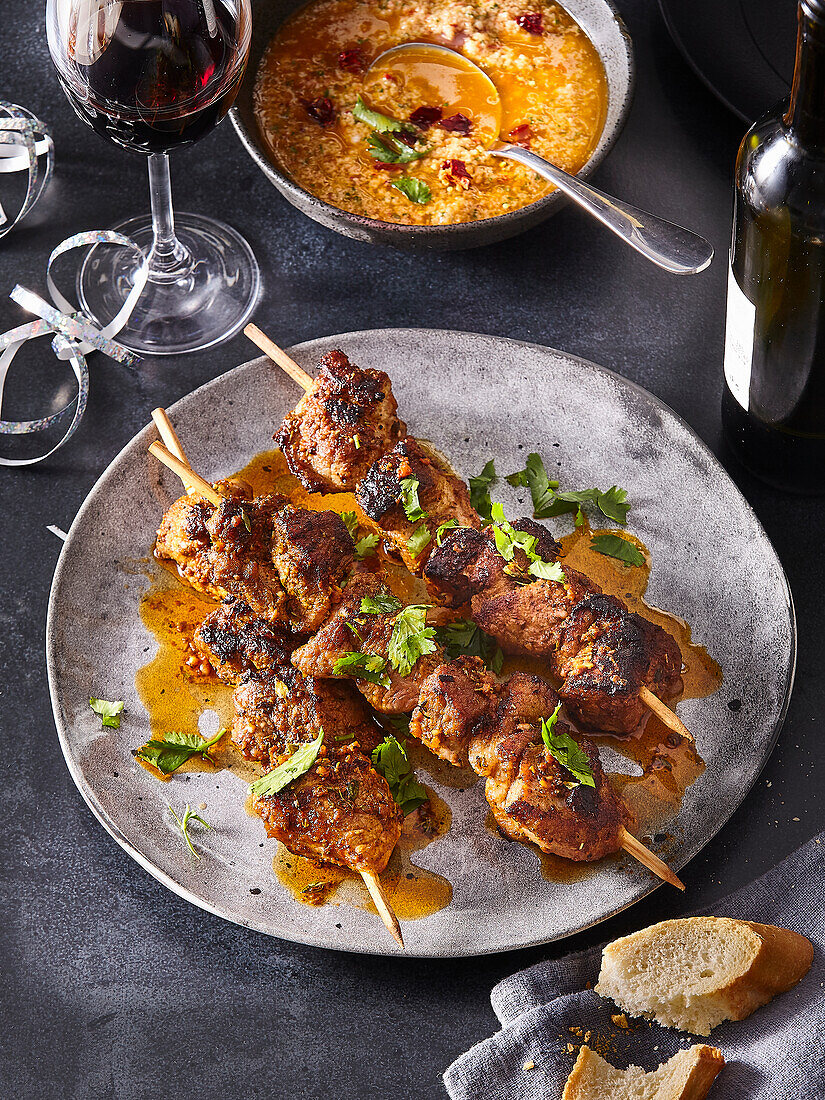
[357,438,481,574]
[426,523,683,735]
[234,668,401,872]
[410,655,500,767]
[470,674,632,862]
[424,520,560,607]
[292,569,444,714]
[156,491,290,621]
[193,599,292,684]
[556,594,683,733]
[275,349,405,493]
[155,492,353,633]
[271,504,354,632]
[232,663,384,763]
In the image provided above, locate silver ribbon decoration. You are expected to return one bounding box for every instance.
[0,103,148,467]
[0,102,53,238]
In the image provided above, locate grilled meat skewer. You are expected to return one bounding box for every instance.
[155,484,353,634]
[425,524,683,734]
[266,348,686,737]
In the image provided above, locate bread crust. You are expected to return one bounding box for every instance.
[596,916,814,1035]
[562,1044,725,1100]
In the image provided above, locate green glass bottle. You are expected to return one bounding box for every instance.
[722,0,825,492]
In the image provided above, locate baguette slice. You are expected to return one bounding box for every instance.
[562,1044,724,1100]
[596,917,813,1036]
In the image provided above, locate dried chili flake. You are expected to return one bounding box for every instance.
[338,48,366,73]
[508,123,533,148]
[440,159,472,189]
[440,113,472,135]
[516,12,544,34]
[301,96,336,126]
[409,105,443,130]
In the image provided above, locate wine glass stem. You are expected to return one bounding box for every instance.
[147,153,193,281]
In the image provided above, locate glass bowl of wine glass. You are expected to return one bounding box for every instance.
[46,0,260,355]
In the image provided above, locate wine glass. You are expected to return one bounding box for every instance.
[46,0,259,355]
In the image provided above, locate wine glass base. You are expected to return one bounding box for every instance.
[77,213,261,356]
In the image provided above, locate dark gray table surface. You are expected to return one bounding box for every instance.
[1,2,822,1097]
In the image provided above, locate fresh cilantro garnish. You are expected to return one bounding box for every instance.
[367,132,427,164]
[400,476,428,523]
[89,697,124,728]
[371,735,428,816]
[489,502,565,582]
[406,523,432,558]
[590,533,646,567]
[134,728,226,776]
[540,705,595,787]
[333,652,391,687]
[387,605,437,677]
[437,619,504,673]
[169,803,212,860]
[390,177,432,204]
[527,558,567,582]
[360,593,402,615]
[435,519,458,545]
[353,95,408,133]
[249,730,325,797]
[506,452,631,525]
[354,533,379,558]
[340,510,359,539]
[469,459,497,524]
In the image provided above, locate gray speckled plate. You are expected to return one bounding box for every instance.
[46,330,795,957]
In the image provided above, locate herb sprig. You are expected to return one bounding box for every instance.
[371,735,428,816]
[490,503,565,583]
[540,704,595,787]
[390,177,432,205]
[590,533,646,567]
[332,652,391,687]
[249,730,325,798]
[469,459,497,524]
[507,452,630,526]
[400,476,428,523]
[89,698,124,728]
[169,803,212,859]
[437,619,504,674]
[387,605,437,677]
[134,728,226,776]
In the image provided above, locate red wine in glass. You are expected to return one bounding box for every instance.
[58,0,246,153]
[47,0,258,355]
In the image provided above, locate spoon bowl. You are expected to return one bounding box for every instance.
[366,41,713,274]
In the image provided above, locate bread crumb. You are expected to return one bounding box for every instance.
[522,1060,535,1072]
[567,1043,576,1053]
[569,1027,583,1037]
[198,802,207,810]
[611,1013,629,1029]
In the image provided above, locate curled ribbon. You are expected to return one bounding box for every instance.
[0,101,54,238]
[0,102,149,467]
[0,233,147,466]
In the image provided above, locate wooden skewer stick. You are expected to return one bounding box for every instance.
[245,323,314,391]
[149,434,406,947]
[362,871,405,948]
[149,441,222,507]
[619,827,684,891]
[639,687,693,743]
[151,408,198,494]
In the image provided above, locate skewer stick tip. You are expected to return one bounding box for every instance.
[244,324,314,392]
[639,686,694,743]
[619,827,685,891]
[149,441,222,508]
[361,870,405,948]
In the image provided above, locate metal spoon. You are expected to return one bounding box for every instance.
[366,43,713,275]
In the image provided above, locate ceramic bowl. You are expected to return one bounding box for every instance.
[230,0,635,250]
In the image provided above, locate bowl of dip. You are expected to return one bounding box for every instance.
[231,0,634,249]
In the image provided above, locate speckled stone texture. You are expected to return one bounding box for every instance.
[1,1,819,1097]
[47,332,793,955]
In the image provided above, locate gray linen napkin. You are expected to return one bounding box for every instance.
[444,833,825,1100]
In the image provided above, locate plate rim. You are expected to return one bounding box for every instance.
[46,327,797,956]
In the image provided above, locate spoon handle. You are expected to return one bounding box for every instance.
[491,145,714,276]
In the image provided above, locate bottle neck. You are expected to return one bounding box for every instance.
[786,1,825,146]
